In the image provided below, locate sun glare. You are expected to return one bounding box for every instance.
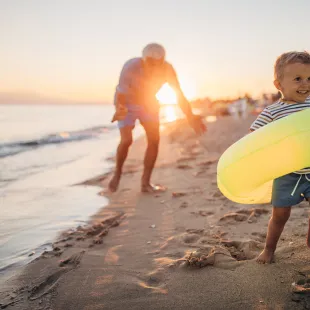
[156,83,177,105]
[156,79,196,105]
[162,105,177,122]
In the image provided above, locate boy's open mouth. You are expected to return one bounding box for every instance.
[297,90,309,95]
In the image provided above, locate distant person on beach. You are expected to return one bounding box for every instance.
[229,97,248,120]
[238,97,248,119]
[250,51,310,264]
[109,43,206,193]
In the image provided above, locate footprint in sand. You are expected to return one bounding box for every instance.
[138,281,168,295]
[138,261,168,294]
[292,278,310,293]
[182,233,201,244]
[194,170,207,177]
[177,156,196,163]
[176,164,193,169]
[104,245,123,264]
[221,240,264,261]
[219,212,248,222]
[292,278,310,308]
[29,251,85,301]
[180,202,189,208]
[186,228,204,234]
[190,210,214,217]
[197,158,218,167]
[219,208,269,224]
[159,229,205,251]
[251,232,267,242]
[182,246,236,268]
[212,191,227,200]
[144,268,167,287]
[0,251,80,310]
[69,213,123,246]
[172,192,187,198]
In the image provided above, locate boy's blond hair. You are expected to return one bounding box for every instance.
[274,51,310,80]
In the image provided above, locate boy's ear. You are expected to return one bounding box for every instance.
[274,79,282,91]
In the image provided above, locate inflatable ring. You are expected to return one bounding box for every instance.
[217,108,310,204]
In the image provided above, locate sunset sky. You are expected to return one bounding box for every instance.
[1,0,309,103]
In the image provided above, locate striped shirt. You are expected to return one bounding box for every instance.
[250,97,310,174]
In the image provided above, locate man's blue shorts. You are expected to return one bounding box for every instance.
[117,104,159,128]
[272,173,310,207]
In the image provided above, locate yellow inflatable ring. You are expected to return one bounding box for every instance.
[217,108,310,204]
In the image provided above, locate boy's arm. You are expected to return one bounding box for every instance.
[249,108,273,132]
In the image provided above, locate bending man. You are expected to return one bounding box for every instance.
[109,43,206,193]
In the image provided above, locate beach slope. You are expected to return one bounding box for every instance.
[1,115,310,310]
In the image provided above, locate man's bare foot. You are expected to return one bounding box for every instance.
[108,175,121,192]
[256,248,275,264]
[141,184,166,193]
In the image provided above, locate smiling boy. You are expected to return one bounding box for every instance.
[250,51,310,264]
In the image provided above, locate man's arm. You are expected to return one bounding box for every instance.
[114,87,126,106]
[111,90,127,122]
[166,64,206,135]
[111,59,140,122]
[111,67,130,122]
[166,65,193,120]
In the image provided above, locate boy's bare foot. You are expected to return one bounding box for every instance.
[307,219,310,248]
[256,248,275,264]
[141,183,166,193]
[108,174,121,192]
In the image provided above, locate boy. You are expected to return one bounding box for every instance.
[250,51,310,264]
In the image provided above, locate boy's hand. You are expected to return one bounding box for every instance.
[188,114,207,135]
[111,104,128,122]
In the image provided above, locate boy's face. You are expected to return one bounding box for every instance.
[274,63,310,103]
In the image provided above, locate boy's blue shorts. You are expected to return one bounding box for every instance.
[272,173,310,207]
[117,104,159,129]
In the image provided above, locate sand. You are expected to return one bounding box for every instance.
[1,114,310,310]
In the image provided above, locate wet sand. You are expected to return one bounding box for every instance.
[1,115,310,310]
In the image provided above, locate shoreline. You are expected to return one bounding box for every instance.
[0,114,161,288]
[0,185,109,289]
[1,115,310,309]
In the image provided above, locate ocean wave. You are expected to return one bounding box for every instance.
[0,125,115,158]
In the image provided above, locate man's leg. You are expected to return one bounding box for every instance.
[108,126,133,192]
[140,121,161,192]
[257,206,291,264]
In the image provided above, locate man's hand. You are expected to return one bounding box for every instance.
[188,114,207,135]
[111,104,128,123]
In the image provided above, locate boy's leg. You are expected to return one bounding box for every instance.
[257,206,291,264]
[307,198,310,247]
[108,126,133,192]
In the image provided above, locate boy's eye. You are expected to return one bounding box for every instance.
[294,77,301,81]
[307,77,310,81]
